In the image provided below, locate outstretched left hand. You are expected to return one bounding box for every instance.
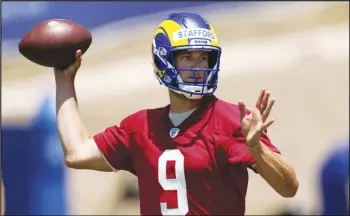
[238,89,275,149]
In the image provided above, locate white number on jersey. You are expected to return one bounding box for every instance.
[158,149,189,215]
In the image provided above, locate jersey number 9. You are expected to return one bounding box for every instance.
[158,149,189,215]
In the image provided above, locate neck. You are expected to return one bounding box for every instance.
[169,90,202,113]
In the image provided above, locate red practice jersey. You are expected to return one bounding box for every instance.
[94,95,280,215]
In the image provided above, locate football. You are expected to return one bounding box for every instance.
[18,19,92,68]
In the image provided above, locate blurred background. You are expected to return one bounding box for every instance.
[1,1,349,215]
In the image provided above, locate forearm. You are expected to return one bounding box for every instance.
[55,76,90,157]
[250,141,299,197]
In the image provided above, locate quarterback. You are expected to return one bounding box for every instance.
[54,12,298,215]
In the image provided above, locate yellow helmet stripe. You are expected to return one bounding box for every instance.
[152,27,166,38]
[160,20,189,47]
[209,23,219,46]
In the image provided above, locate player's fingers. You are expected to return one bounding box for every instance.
[238,100,246,121]
[251,108,261,124]
[53,53,81,76]
[256,89,265,109]
[262,119,274,131]
[74,50,82,68]
[74,56,82,70]
[260,91,270,113]
[76,49,82,58]
[72,63,81,75]
[262,99,275,122]
[65,50,82,75]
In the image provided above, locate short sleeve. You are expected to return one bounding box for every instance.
[93,119,134,173]
[224,129,280,170]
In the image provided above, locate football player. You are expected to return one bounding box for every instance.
[54,12,298,215]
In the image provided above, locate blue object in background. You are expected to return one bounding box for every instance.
[1,94,67,215]
[320,137,349,216]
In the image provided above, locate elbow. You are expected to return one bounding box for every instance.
[281,179,299,198]
[64,154,81,169]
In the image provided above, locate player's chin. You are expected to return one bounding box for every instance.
[172,90,188,99]
[170,90,201,101]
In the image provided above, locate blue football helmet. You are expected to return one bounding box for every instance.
[151,12,222,99]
